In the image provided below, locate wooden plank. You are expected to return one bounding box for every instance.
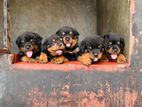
[3,0,10,51]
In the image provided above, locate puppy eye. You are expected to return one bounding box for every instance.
[47,45,50,48]
[53,39,56,42]
[89,47,92,49]
[21,40,24,43]
[69,31,73,35]
[117,41,120,45]
[60,38,62,41]
[62,32,65,35]
[98,45,101,48]
[85,49,88,52]
[30,39,34,42]
[109,41,112,45]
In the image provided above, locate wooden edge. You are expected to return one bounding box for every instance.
[10,54,129,72]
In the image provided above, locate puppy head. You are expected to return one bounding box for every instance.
[42,34,65,56]
[103,33,125,60]
[56,26,79,49]
[80,36,104,62]
[16,32,43,57]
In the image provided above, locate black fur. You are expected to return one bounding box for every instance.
[16,32,43,59]
[103,33,125,60]
[42,34,64,61]
[56,26,79,61]
[79,35,104,62]
[56,26,79,38]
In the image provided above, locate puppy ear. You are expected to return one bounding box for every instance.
[15,36,21,46]
[73,29,79,37]
[56,30,62,36]
[103,34,110,39]
[34,34,43,44]
[38,36,43,42]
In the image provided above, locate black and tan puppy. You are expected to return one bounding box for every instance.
[78,35,104,65]
[39,34,68,64]
[103,33,126,63]
[56,26,79,61]
[16,32,43,62]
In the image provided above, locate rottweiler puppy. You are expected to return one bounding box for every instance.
[78,35,104,65]
[39,34,68,64]
[16,32,43,62]
[103,33,126,63]
[56,26,79,61]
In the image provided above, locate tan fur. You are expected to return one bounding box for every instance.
[48,44,65,56]
[38,52,48,63]
[21,56,34,62]
[51,55,69,64]
[117,54,126,63]
[78,53,94,66]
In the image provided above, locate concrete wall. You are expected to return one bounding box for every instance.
[1,0,142,107]
[9,0,97,52]
[97,0,130,60]
[0,1,3,48]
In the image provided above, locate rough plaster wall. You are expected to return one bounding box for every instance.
[0,1,3,48]
[97,0,130,60]
[132,0,142,69]
[10,0,97,53]
[1,1,142,107]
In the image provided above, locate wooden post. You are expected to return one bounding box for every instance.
[3,0,10,52]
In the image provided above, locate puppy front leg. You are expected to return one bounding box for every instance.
[51,55,68,64]
[117,54,126,63]
[38,52,48,63]
[21,56,34,62]
[78,53,93,66]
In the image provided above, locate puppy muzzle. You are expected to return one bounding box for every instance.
[64,35,72,48]
[112,45,120,54]
[24,43,34,51]
[92,49,102,62]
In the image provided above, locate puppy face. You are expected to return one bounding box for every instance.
[16,32,42,57]
[56,26,79,49]
[80,36,104,62]
[42,34,65,56]
[103,33,125,60]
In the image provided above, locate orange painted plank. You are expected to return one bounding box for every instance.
[12,61,129,72]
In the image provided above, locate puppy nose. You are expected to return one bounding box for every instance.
[94,53,98,57]
[65,37,70,41]
[58,42,63,47]
[113,48,118,52]
[25,45,31,49]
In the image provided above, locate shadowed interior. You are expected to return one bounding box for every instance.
[0,1,3,48]
[0,0,130,61]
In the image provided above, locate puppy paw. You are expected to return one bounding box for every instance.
[21,56,34,62]
[78,53,93,66]
[51,56,68,64]
[28,58,36,63]
[38,52,48,64]
[117,54,126,63]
